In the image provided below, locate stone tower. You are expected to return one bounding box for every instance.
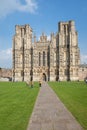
[12,25,32,81]
[57,21,80,81]
[12,20,80,81]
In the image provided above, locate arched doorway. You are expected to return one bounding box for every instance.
[43,73,46,81]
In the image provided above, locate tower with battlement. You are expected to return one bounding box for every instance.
[57,21,80,81]
[12,25,32,81]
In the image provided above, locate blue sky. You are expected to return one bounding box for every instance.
[0,0,87,68]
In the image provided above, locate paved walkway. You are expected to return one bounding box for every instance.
[27,82,83,130]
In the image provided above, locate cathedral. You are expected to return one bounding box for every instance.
[12,20,80,82]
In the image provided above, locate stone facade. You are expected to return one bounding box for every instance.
[78,64,87,80]
[0,68,12,81]
[12,20,80,81]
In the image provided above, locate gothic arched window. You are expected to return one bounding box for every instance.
[43,51,45,66]
[39,52,41,66]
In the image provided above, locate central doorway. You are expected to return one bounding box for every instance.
[43,73,46,81]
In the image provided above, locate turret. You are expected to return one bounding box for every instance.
[69,20,75,32]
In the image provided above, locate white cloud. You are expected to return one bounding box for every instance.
[0,0,38,18]
[18,0,38,13]
[0,48,12,60]
[47,35,50,41]
[0,48,12,68]
[81,54,87,64]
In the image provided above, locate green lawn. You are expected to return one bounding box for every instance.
[48,81,87,130]
[0,82,39,130]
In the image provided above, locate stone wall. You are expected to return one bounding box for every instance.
[0,68,12,81]
[78,64,87,81]
[0,65,87,81]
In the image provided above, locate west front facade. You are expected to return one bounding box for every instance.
[12,20,80,82]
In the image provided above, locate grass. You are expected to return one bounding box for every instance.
[0,82,39,130]
[48,81,87,130]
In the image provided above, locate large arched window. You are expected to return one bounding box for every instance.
[43,51,45,66]
[39,52,41,66]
